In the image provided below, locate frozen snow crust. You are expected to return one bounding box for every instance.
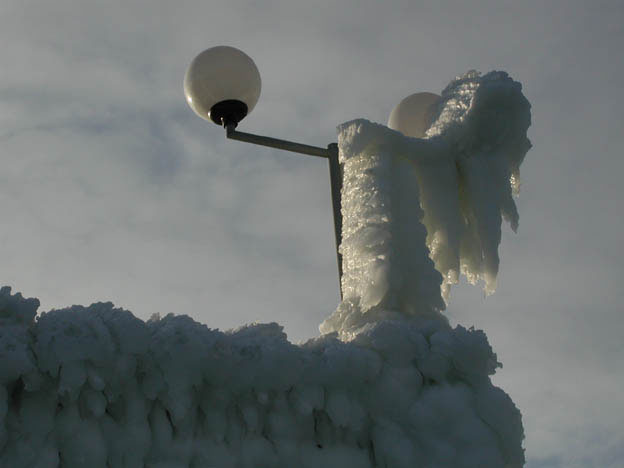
[0,286,524,467]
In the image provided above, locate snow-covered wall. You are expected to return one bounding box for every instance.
[0,71,530,467]
[0,287,523,468]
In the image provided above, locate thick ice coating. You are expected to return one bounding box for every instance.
[321,71,531,338]
[0,286,524,467]
[424,71,531,298]
[0,70,531,467]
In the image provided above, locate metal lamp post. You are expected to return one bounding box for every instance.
[184,46,343,298]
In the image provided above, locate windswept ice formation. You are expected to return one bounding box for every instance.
[424,71,531,297]
[0,287,523,467]
[321,71,531,338]
[1,71,530,467]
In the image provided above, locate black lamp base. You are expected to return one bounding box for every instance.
[209,100,248,127]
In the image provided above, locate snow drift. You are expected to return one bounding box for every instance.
[0,70,531,468]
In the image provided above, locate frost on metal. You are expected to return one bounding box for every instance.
[0,71,531,468]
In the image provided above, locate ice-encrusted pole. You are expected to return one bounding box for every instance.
[320,121,447,338]
[321,71,531,340]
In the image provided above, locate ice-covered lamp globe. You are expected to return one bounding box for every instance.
[388,92,441,138]
[184,46,261,127]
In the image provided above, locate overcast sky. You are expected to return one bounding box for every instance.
[1,0,622,466]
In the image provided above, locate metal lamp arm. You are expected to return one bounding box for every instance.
[224,124,344,298]
[226,124,331,158]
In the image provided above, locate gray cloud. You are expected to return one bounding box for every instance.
[1,0,623,465]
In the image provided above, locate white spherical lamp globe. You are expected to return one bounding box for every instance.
[387,92,441,138]
[184,46,262,126]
